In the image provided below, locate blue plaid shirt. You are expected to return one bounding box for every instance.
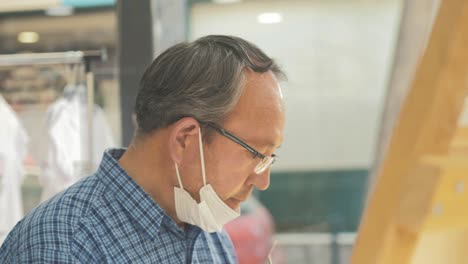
[0,149,237,263]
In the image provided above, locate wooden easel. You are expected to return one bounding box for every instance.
[351,0,468,263]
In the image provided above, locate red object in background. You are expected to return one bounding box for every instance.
[224,197,286,264]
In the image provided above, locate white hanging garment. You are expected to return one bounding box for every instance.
[40,85,115,201]
[0,95,28,237]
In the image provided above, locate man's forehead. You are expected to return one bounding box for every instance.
[224,105,285,149]
[233,72,283,114]
[219,70,285,145]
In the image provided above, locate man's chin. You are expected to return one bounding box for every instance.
[225,198,242,212]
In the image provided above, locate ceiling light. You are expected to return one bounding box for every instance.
[212,0,242,4]
[18,32,39,44]
[45,5,74,16]
[257,12,282,24]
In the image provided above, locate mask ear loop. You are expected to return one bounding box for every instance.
[174,164,184,190]
[198,127,207,186]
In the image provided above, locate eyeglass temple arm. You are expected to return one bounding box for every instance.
[206,123,265,159]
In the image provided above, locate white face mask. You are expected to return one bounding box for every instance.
[174,127,240,233]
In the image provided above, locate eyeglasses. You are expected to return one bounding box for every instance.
[204,123,277,174]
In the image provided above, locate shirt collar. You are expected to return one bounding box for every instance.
[97,148,167,241]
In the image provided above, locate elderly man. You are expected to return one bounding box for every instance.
[0,35,285,263]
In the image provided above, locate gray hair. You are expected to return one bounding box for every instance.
[135,35,285,140]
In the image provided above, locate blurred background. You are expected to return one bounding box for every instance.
[0,0,459,263]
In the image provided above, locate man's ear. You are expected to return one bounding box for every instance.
[168,117,200,165]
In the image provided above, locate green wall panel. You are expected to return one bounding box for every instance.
[259,170,368,232]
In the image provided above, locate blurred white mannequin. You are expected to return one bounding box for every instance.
[0,95,28,240]
[40,86,115,201]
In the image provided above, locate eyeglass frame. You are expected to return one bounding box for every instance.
[202,122,278,174]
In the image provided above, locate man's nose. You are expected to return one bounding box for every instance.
[251,168,271,191]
